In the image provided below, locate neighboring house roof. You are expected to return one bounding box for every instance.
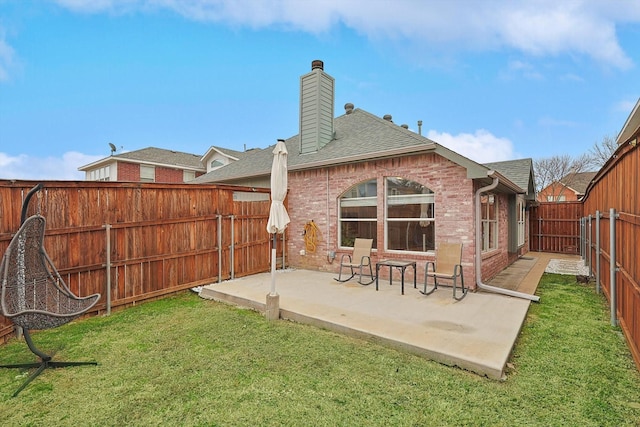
[191,108,531,195]
[79,147,206,172]
[200,146,249,163]
[559,171,598,195]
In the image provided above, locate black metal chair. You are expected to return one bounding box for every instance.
[0,184,101,397]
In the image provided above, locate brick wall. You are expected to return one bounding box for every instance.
[117,162,140,182]
[116,162,196,183]
[285,153,489,288]
[155,167,183,183]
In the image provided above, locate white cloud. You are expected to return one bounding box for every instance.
[0,27,16,82]
[0,151,102,181]
[426,129,514,163]
[50,0,639,69]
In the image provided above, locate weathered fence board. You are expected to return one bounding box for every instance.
[0,181,275,343]
[582,136,640,372]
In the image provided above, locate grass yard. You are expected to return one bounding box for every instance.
[0,273,639,426]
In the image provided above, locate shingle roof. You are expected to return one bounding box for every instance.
[559,171,597,194]
[484,158,536,195]
[193,109,488,184]
[115,147,204,169]
[191,108,535,198]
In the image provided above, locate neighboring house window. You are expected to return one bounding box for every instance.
[385,177,434,252]
[339,179,377,247]
[183,170,195,182]
[546,195,566,202]
[517,196,525,247]
[140,165,155,182]
[89,166,110,181]
[210,160,224,169]
[481,194,498,252]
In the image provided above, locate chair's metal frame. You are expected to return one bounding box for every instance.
[334,238,375,285]
[0,184,101,397]
[421,242,468,301]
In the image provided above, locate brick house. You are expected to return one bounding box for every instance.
[79,147,207,183]
[193,61,538,295]
[537,171,597,202]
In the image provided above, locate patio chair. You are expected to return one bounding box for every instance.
[0,184,101,397]
[421,242,468,301]
[334,238,375,285]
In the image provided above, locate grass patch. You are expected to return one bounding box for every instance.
[0,274,639,426]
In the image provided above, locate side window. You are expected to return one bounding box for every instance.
[481,194,498,252]
[385,177,434,252]
[517,196,525,247]
[338,179,377,247]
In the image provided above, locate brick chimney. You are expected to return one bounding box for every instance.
[299,60,335,154]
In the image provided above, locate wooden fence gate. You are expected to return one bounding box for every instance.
[529,202,583,254]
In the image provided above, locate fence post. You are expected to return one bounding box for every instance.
[579,217,584,259]
[281,231,286,269]
[230,215,235,280]
[610,208,618,326]
[104,224,112,315]
[586,215,592,274]
[538,217,542,252]
[595,211,600,294]
[217,215,222,284]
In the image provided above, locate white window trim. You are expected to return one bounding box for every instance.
[481,194,498,253]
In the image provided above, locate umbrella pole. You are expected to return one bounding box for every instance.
[270,233,277,295]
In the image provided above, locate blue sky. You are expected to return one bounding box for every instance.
[1,0,639,180]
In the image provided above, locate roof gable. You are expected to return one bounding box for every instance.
[484,158,536,198]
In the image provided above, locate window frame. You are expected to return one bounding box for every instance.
[384,177,435,254]
[517,196,526,247]
[481,193,498,252]
[338,179,378,248]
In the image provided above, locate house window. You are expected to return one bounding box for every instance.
[546,195,566,202]
[183,170,195,182]
[339,179,377,247]
[385,177,434,252]
[140,165,155,182]
[89,166,110,181]
[481,194,498,252]
[517,196,525,247]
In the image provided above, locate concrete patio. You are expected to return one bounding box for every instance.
[199,252,584,380]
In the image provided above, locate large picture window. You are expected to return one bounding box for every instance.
[481,194,498,252]
[385,178,434,252]
[339,179,377,247]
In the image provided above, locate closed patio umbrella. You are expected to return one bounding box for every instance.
[266,139,290,296]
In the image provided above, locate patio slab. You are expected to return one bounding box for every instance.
[199,252,582,380]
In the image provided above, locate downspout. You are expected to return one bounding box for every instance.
[475,171,540,302]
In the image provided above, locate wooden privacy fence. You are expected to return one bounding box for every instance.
[582,137,640,371]
[529,201,583,254]
[0,181,279,343]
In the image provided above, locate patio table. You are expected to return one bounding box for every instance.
[375,260,417,295]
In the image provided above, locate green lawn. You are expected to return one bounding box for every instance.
[0,274,639,426]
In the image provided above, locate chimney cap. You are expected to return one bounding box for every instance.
[311,60,324,71]
[344,103,354,114]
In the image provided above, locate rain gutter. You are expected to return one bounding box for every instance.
[475,171,540,302]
